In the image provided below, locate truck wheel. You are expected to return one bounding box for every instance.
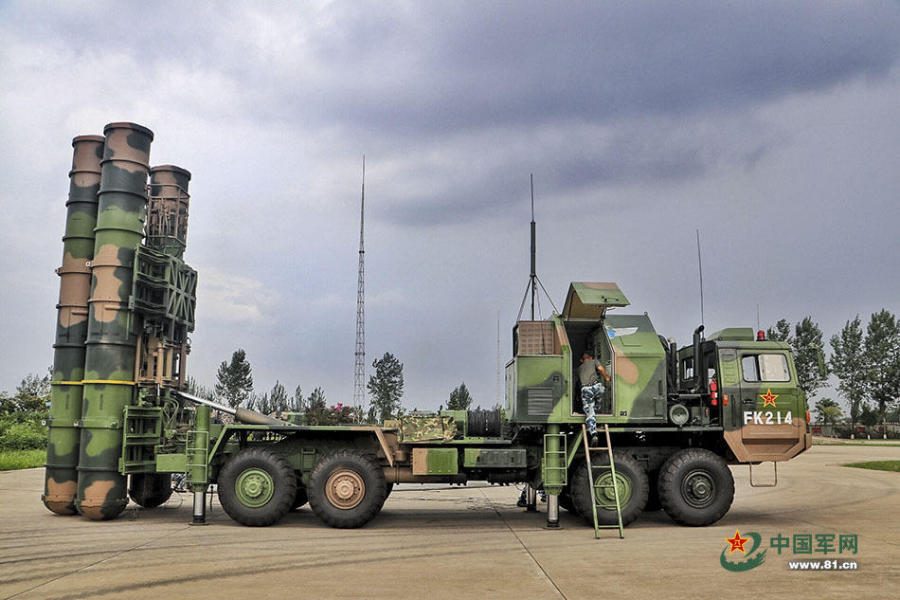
[658,448,734,526]
[217,448,297,526]
[644,469,661,512]
[291,484,308,510]
[128,473,173,508]
[559,488,577,514]
[570,453,648,526]
[308,451,386,528]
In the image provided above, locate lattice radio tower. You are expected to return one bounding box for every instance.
[353,156,367,418]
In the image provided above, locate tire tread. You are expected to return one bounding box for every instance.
[658,448,734,526]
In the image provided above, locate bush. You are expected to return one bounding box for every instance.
[0,449,46,470]
[0,414,47,451]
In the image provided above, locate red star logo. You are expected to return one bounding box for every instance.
[761,389,778,407]
[726,529,750,554]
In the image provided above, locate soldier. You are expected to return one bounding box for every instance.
[578,351,611,446]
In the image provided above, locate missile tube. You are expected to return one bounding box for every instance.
[147,164,191,258]
[76,122,153,520]
[43,135,105,515]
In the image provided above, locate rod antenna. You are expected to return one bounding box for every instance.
[517,174,558,322]
[530,174,536,319]
[696,229,705,327]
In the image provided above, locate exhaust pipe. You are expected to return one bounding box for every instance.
[692,325,705,393]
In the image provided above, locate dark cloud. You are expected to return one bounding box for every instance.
[297,2,900,132]
[0,1,897,409]
[13,2,895,133]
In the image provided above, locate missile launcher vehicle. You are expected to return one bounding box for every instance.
[44,124,812,530]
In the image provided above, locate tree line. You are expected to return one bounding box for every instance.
[0,373,51,452]
[206,349,491,425]
[765,309,900,432]
[0,348,489,454]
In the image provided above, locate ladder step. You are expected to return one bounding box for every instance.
[582,423,624,540]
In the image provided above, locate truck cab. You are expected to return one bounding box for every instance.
[678,329,812,462]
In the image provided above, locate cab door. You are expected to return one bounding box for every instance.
[723,351,810,462]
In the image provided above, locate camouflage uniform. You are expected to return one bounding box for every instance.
[578,359,606,437]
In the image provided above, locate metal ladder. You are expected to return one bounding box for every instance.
[581,423,624,539]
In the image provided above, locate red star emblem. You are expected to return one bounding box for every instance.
[726,529,750,554]
[761,389,778,407]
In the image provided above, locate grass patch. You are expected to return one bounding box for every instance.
[843,461,900,473]
[0,449,45,471]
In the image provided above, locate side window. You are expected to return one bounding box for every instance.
[742,354,790,382]
[705,351,716,380]
[682,358,694,380]
[741,356,759,381]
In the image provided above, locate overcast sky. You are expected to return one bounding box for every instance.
[1,1,898,412]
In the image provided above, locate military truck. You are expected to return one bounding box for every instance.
[44,123,811,530]
[141,281,812,531]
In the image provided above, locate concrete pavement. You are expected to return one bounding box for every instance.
[1,444,897,599]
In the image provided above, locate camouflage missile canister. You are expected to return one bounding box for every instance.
[76,122,153,520]
[43,135,105,515]
[147,165,190,258]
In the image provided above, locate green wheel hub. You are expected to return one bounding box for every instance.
[681,468,716,509]
[594,470,632,510]
[235,468,275,508]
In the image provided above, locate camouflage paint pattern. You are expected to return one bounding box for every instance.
[44,135,104,515]
[602,314,667,422]
[510,315,574,423]
[274,411,304,426]
[147,165,191,258]
[398,414,458,442]
[411,447,458,474]
[716,342,812,461]
[507,282,810,495]
[76,122,153,520]
[509,308,666,426]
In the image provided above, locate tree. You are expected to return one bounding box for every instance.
[823,404,843,427]
[367,352,404,424]
[792,317,828,399]
[447,382,473,410]
[0,391,17,415]
[12,373,51,413]
[184,376,215,401]
[863,309,900,432]
[270,381,288,412]
[814,399,841,426]
[859,403,879,428]
[887,404,900,424]
[767,319,792,343]
[830,316,867,429]
[767,318,827,400]
[291,385,305,412]
[251,392,273,415]
[215,349,253,409]
[307,387,327,412]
